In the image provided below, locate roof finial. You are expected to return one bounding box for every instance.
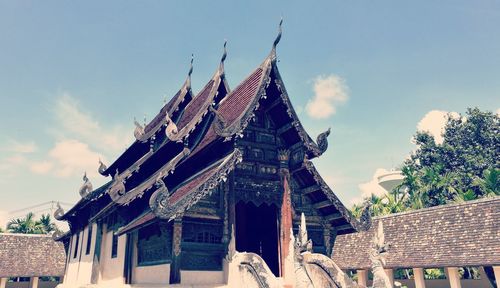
[188,54,194,77]
[272,17,283,52]
[218,40,227,76]
[221,40,227,64]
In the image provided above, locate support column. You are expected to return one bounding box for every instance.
[357,269,368,286]
[30,276,39,288]
[493,266,500,288]
[170,218,183,284]
[446,267,461,288]
[413,268,426,288]
[384,268,394,287]
[278,149,294,288]
[0,277,7,288]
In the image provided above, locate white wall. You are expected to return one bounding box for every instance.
[180,271,224,285]
[98,225,126,286]
[63,230,83,285]
[130,232,170,284]
[74,223,97,285]
[62,223,98,286]
[132,264,170,284]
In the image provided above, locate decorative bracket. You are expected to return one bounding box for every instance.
[98,159,107,176]
[53,202,65,221]
[316,127,331,155]
[79,172,93,198]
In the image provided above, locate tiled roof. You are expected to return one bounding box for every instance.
[187,67,264,158]
[0,233,66,277]
[177,80,215,129]
[332,197,500,269]
[117,211,155,235]
[169,161,222,204]
[217,68,263,125]
[144,89,182,134]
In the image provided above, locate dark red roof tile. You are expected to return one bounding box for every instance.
[144,90,182,134]
[218,68,263,125]
[169,163,220,204]
[177,80,215,129]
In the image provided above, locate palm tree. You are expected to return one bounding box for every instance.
[38,214,56,234]
[7,212,45,234]
[473,168,499,197]
[6,212,57,234]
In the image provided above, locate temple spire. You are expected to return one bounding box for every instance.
[185,54,194,91]
[218,40,227,76]
[271,18,283,59]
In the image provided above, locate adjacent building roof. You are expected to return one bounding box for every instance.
[0,233,66,277]
[332,197,500,269]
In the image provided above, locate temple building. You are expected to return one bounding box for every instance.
[54,22,370,287]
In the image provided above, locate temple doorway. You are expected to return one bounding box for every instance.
[235,201,280,276]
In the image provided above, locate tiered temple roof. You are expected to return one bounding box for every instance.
[57,22,369,238]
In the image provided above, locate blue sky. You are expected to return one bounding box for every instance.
[1,1,499,226]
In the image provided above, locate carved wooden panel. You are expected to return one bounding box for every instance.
[181,219,224,270]
[137,223,172,266]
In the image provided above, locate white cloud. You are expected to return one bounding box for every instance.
[29,161,54,174]
[54,93,131,154]
[1,140,38,154]
[0,154,27,180]
[416,110,459,144]
[306,75,349,119]
[496,108,500,115]
[354,168,391,204]
[48,139,105,178]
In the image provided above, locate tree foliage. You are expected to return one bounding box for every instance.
[352,108,499,217]
[403,108,499,207]
[7,212,56,234]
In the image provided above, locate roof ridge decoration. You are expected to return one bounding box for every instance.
[111,146,191,205]
[53,202,65,221]
[271,18,283,61]
[302,159,371,232]
[218,40,227,77]
[150,148,243,220]
[133,55,194,143]
[166,47,227,142]
[98,159,107,176]
[273,69,331,157]
[79,172,92,198]
[210,59,272,141]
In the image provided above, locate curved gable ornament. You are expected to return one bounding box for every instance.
[134,119,146,141]
[98,159,108,175]
[52,229,66,241]
[79,172,93,198]
[316,127,331,155]
[164,112,179,139]
[53,202,65,221]
[150,149,243,220]
[109,169,126,202]
[148,178,170,218]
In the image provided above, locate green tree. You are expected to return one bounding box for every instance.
[38,214,56,234]
[7,212,56,234]
[351,108,499,217]
[403,108,499,208]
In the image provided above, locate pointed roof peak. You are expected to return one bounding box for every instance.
[270,18,283,59]
[182,54,194,93]
[188,54,194,77]
[217,40,228,76]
